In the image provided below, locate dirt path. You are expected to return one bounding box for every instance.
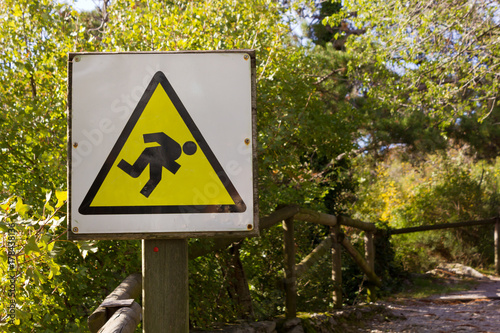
[365,276,500,333]
[194,267,500,333]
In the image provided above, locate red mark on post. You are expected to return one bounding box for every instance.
[153,247,159,252]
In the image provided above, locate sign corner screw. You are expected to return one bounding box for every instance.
[72,227,79,233]
[243,54,249,61]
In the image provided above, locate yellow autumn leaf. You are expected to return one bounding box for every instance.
[0,202,9,211]
[55,190,68,208]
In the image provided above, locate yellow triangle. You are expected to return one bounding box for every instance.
[91,84,234,207]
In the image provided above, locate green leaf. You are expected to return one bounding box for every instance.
[24,236,41,255]
[15,198,30,218]
[48,261,61,279]
[44,203,55,214]
[47,241,55,252]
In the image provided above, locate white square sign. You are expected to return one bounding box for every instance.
[68,51,257,239]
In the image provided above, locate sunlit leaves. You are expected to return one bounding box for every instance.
[55,190,67,209]
[351,149,500,270]
[76,241,98,259]
[14,199,30,218]
[0,0,73,204]
[0,194,68,331]
[24,236,41,255]
[324,0,500,155]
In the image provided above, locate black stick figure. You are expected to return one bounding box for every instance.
[118,132,197,197]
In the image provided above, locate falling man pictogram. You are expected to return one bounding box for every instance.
[117,132,197,198]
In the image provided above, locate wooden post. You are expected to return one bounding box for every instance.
[495,218,500,275]
[364,232,376,301]
[330,225,342,309]
[142,239,188,333]
[283,217,297,319]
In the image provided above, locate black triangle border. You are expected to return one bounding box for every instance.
[78,71,246,215]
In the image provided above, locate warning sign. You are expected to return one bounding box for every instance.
[79,71,246,215]
[68,51,257,239]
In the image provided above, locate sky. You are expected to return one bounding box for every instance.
[63,0,99,12]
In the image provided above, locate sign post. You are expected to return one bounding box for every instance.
[143,239,188,332]
[68,51,257,332]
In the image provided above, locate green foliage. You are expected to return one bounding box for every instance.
[330,0,500,120]
[307,1,343,47]
[0,193,141,332]
[0,0,73,204]
[321,0,500,159]
[189,253,241,327]
[0,1,142,331]
[352,148,500,272]
[296,253,334,310]
[294,223,333,311]
[0,194,73,331]
[372,225,408,297]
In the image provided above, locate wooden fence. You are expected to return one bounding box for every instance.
[87,206,500,332]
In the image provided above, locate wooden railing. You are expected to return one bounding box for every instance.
[88,273,142,333]
[391,216,500,276]
[87,206,500,332]
[282,211,380,318]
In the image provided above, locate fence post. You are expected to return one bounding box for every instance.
[364,232,376,301]
[283,216,297,319]
[330,224,342,309]
[495,217,500,275]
